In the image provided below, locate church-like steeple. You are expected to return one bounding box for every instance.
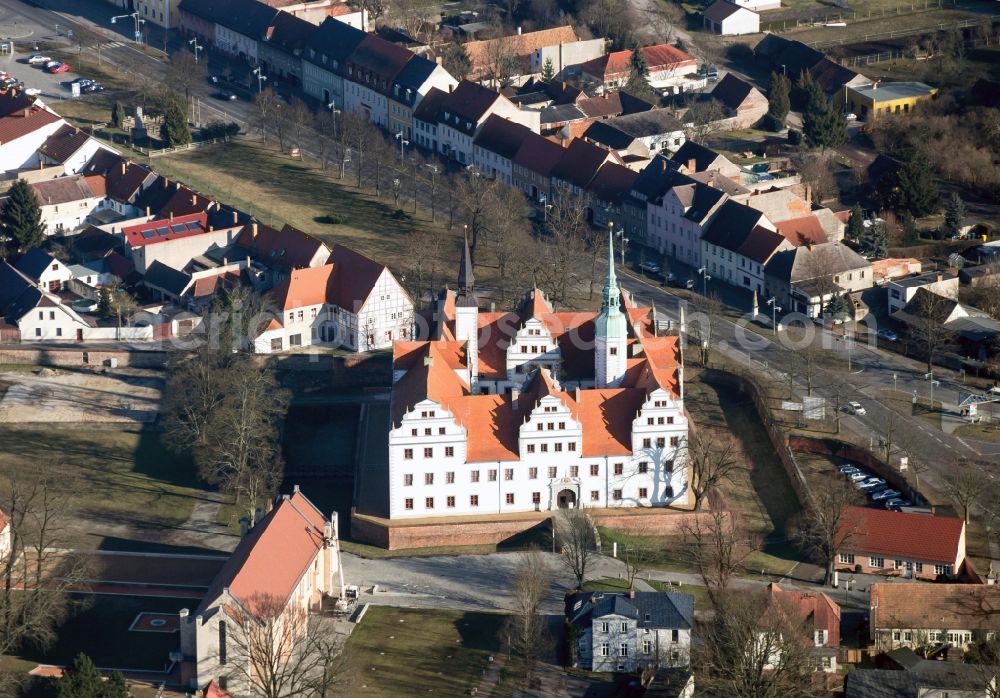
[457,231,477,308]
[595,224,627,387]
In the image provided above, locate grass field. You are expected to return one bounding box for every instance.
[0,426,203,549]
[151,141,462,281]
[583,576,712,610]
[342,606,505,697]
[785,7,988,46]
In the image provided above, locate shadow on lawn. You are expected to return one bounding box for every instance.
[454,612,505,653]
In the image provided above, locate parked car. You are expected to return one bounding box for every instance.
[82,83,104,93]
[27,54,51,65]
[858,478,886,490]
[843,401,866,416]
[988,384,1000,395]
[670,277,694,290]
[845,112,858,121]
[47,62,70,74]
[639,261,661,275]
[215,90,238,101]
[872,488,901,501]
[837,463,859,473]
[847,472,869,482]
[885,498,911,511]
[877,327,898,342]
[24,87,41,96]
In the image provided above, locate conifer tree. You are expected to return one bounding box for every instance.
[0,179,45,254]
[858,219,888,259]
[57,654,104,698]
[943,191,966,237]
[767,71,790,123]
[846,204,864,241]
[878,150,940,218]
[824,292,853,322]
[111,101,126,129]
[541,57,555,82]
[160,96,191,147]
[624,45,657,102]
[802,84,846,151]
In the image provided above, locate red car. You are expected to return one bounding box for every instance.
[47,62,70,74]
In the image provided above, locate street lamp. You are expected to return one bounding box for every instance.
[251,66,267,93]
[425,164,439,221]
[111,13,145,45]
[394,132,409,163]
[766,296,782,334]
[392,177,401,207]
[188,38,202,63]
[697,267,711,296]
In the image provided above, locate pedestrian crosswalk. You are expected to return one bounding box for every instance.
[102,41,127,49]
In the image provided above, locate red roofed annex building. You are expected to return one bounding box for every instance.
[762,583,842,673]
[580,44,698,95]
[253,244,413,353]
[836,506,967,581]
[387,233,689,518]
[179,488,345,692]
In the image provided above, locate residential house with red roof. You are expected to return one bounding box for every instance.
[29,174,108,235]
[253,244,412,353]
[179,488,345,692]
[122,211,242,275]
[580,44,698,95]
[762,583,842,673]
[869,583,1000,655]
[0,90,68,175]
[36,124,117,175]
[386,235,689,518]
[511,131,565,203]
[551,137,623,198]
[463,26,579,83]
[435,81,540,166]
[836,507,966,581]
[234,221,330,280]
[342,34,415,129]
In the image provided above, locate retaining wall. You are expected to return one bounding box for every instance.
[0,347,170,368]
[350,510,549,550]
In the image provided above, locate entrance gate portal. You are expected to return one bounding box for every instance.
[557,489,576,509]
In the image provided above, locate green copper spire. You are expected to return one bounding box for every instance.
[596,224,627,339]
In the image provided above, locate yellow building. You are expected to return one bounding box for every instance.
[845,81,938,121]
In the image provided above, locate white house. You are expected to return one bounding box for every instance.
[701,200,784,296]
[529,38,606,80]
[178,488,345,692]
[764,243,873,318]
[122,211,241,275]
[342,35,414,129]
[568,591,694,673]
[253,245,413,353]
[387,56,457,141]
[0,507,10,560]
[301,17,367,107]
[436,81,540,166]
[703,1,761,35]
[646,176,727,268]
[30,174,108,235]
[386,236,689,520]
[37,124,117,175]
[0,91,66,175]
[0,261,93,342]
[15,248,74,293]
[887,271,960,314]
[472,114,532,186]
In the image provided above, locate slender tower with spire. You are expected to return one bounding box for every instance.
[455,231,479,389]
[594,225,627,387]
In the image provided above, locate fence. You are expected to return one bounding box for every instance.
[140,136,231,158]
[808,14,1000,48]
[840,34,999,65]
[760,0,961,33]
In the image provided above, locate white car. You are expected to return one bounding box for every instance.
[845,113,858,121]
[844,401,866,415]
[27,54,51,65]
[24,88,41,96]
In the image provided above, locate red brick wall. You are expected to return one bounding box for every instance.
[591,510,730,536]
[350,511,548,550]
[0,348,169,368]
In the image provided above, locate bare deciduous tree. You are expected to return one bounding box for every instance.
[253,87,282,145]
[944,458,987,523]
[685,431,744,511]
[504,548,551,685]
[225,592,344,698]
[680,508,760,606]
[558,507,596,590]
[791,474,863,586]
[286,97,313,154]
[403,226,442,310]
[909,288,957,374]
[165,49,205,105]
[0,476,89,695]
[695,591,822,698]
[623,542,650,592]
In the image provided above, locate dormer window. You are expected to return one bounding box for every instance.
[322,54,327,64]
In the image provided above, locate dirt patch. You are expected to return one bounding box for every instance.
[0,368,162,423]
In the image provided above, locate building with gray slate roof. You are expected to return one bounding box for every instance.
[567,591,694,673]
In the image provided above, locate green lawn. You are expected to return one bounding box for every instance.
[15,594,188,671]
[582,577,711,611]
[0,427,203,549]
[342,606,506,697]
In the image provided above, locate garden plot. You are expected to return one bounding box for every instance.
[0,368,162,423]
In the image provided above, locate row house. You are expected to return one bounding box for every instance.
[869,583,1000,656]
[253,244,413,353]
[587,162,639,231]
[388,56,456,140]
[386,237,689,519]
[512,131,565,203]
[81,152,158,219]
[233,221,331,284]
[836,507,966,582]
[30,174,109,235]
[472,114,532,186]
[179,488,345,692]
[105,0,181,29]
[301,17,367,108]
[179,0,280,64]
[701,199,783,295]
[646,172,727,268]
[258,11,314,84]
[434,81,539,165]
[567,591,694,672]
[342,35,414,129]
[619,156,684,246]
[550,138,621,199]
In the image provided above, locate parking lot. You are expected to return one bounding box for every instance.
[795,451,917,511]
[0,48,92,102]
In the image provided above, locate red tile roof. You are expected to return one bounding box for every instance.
[838,506,966,565]
[581,44,696,82]
[37,124,91,164]
[764,583,841,646]
[775,215,829,246]
[0,101,60,145]
[464,26,578,77]
[871,583,1000,632]
[198,491,327,615]
[551,138,617,189]
[235,222,330,272]
[513,132,565,176]
[269,246,398,312]
[270,264,335,310]
[122,212,210,248]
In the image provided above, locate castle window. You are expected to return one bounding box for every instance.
[404,474,413,486]
[614,463,623,475]
[610,347,618,356]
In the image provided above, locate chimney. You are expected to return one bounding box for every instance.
[247,255,251,266]
[191,194,197,205]
[423,355,434,366]
[254,506,263,522]
[163,177,169,187]
[575,386,581,402]
[252,222,259,238]
[169,211,174,221]
[176,181,182,190]
[629,587,636,599]
[239,516,249,537]
[936,273,943,282]
[293,484,300,494]
[145,206,150,216]
[449,83,454,93]
[208,225,214,231]
[511,388,519,409]
[687,159,696,172]
[232,210,238,224]
[223,256,228,265]
[121,162,126,176]
[517,26,522,35]
[195,614,203,627]
[179,608,189,621]
[661,159,666,172]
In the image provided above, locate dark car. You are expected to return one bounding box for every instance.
[215,90,237,101]
[670,278,695,290]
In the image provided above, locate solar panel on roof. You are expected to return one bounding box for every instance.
[141,230,156,239]
[171,224,186,233]
[185,222,200,230]
[156,227,170,236]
